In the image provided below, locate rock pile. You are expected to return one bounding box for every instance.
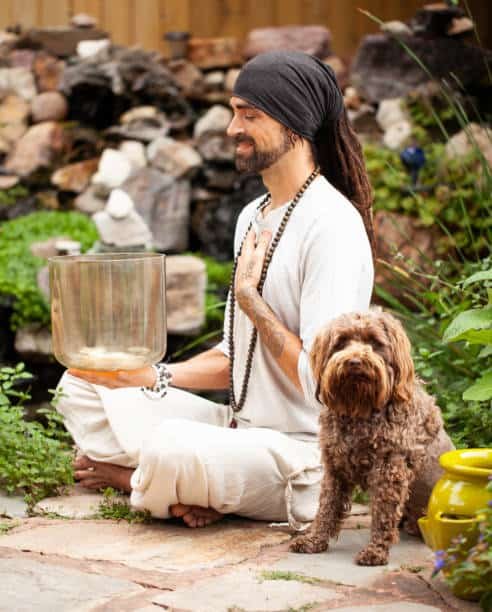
[0,6,491,365]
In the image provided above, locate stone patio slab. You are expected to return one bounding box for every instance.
[0,518,290,572]
[0,491,27,518]
[267,530,432,587]
[33,485,113,519]
[333,604,441,612]
[152,566,340,612]
[0,557,143,612]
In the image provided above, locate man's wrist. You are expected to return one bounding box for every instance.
[236,286,261,316]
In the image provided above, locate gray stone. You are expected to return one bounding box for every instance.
[30,236,70,259]
[167,59,204,97]
[93,189,153,249]
[91,148,134,192]
[119,140,147,171]
[122,167,191,252]
[120,106,160,124]
[270,530,432,587]
[30,91,68,123]
[37,267,50,301]
[333,605,441,612]
[153,566,340,612]
[376,98,409,132]
[14,325,52,362]
[0,492,27,518]
[24,27,108,58]
[0,93,30,125]
[33,485,115,519]
[204,70,225,90]
[0,176,20,190]
[380,21,413,36]
[351,33,492,103]
[243,25,332,59]
[0,67,37,101]
[0,519,290,572]
[445,122,492,166]
[70,12,98,28]
[166,255,206,334]
[77,38,111,59]
[5,121,66,177]
[147,136,202,179]
[74,184,106,214]
[196,133,235,163]
[383,120,412,150]
[194,104,232,139]
[0,558,142,612]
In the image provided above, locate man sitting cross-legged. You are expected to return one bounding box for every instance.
[55,50,375,529]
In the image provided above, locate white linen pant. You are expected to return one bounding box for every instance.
[56,372,323,525]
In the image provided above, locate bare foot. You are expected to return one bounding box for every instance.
[73,455,133,493]
[170,503,223,528]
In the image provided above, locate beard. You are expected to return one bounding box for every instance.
[234,129,293,174]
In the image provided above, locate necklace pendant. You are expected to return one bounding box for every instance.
[229,417,238,429]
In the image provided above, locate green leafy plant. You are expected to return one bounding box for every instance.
[96,487,152,523]
[443,268,492,401]
[0,211,98,329]
[0,185,29,208]
[0,363,74,508]
[385,256,492,448]
[432,478,492,609]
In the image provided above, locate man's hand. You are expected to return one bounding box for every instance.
[235,229,272,307]
[68,366,156,389]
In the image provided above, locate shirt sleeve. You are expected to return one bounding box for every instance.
[296,211,374,406]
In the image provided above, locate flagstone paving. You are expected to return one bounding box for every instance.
[0,487,480,611]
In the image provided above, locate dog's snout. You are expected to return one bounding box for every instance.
[348,358,362,367]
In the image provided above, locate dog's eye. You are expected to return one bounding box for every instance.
[332,339,346,351]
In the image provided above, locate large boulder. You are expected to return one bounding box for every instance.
[0,67,37,101]
[350,34,492,103]
[4,121,66,176]
[445,123,492,167]
[243,26,332,59]
[122,167,191,252]
[147,137,202,179]
[374,210,440,306]
[51,158,99,193]
[187,37,242,69]
[166,255,206,334]
[30,92,68,123]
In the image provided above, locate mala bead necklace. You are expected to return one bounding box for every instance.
[228,166,320,427]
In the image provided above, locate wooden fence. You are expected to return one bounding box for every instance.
[0,0,489,59]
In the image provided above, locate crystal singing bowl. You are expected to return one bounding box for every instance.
[49,253,166,372]
[418,448,492,552]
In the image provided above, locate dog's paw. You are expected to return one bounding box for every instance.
[289,535,329,554]
[355,545,389,566]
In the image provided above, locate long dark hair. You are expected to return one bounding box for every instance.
[313,108,376,259]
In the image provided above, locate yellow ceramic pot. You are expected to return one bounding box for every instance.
[418,448,492,552]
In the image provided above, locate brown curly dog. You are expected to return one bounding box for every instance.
[290,310,454,566]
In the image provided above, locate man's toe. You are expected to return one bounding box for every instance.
[73,455,94,470]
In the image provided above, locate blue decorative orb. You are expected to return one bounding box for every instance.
[400,146,426,172]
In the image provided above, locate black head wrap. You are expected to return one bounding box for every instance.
[233,50,344,142]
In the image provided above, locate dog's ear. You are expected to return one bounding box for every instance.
[309,327,328,384]
[379,312,414,404]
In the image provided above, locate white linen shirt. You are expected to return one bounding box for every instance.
[216,175,374,441]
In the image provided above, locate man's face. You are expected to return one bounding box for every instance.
[227,96,294,173]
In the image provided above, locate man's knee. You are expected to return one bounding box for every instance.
[140,418,203,467]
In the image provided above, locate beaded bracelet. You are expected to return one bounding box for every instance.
[141,363,173,400]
